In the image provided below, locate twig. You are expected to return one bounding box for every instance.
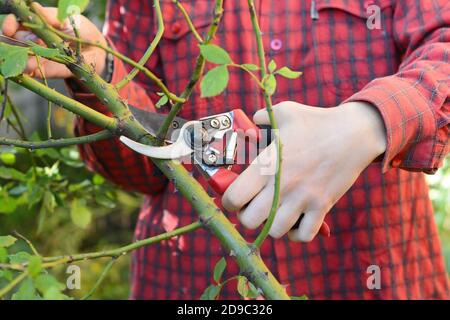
[116,0,164,89]
[69,15,82,60]
[155,0,224,142]
[12,75,117,131]
[172,0,204,43]
[43,221,202,264]
[0,130,112,149]
[0,77,8,121]
[12,230,40,256]
[228,63,264,89]
[26,2,184,103]
[81,257,117,300]
[34,55,52,139]
[246,0,282,248]
[0,272,28,298]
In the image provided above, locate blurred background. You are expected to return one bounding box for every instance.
[0,0,448,299]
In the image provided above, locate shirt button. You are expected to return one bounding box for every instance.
[171,22,181,34]
[270,38,282,51]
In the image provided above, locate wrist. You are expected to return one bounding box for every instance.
[338,101,387,160]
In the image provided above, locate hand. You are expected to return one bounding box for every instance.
[222,101,387,242]
[1,2,107,79]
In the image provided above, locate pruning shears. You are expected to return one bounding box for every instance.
[120,106,330,237]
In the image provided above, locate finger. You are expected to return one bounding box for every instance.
[14,30,39,42]
[2,14,20,36]
[268,199,304,239]
[288,210,327,242]
[222,144,275,212]
[253,102,289,125]
[25,57,72,79]
[238,184,275,230]
[31,3,62,29]
[253,108,270,125]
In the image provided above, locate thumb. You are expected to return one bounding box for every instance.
[253,108,270,125]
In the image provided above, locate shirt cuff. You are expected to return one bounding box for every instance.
[344,75,444,174]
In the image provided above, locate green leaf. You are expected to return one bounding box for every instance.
[0,167,27,181]
[12,278,39,300]
[9,185,27,196]
[268,59,277,73]
[0,196,18,214]
[9,251,31,264]
[70,199,92,229]
[31,46,60,59]
[291,295,308,300]
[241,63,260,71]
[237,276,249,298]
[57,0,90,22]
[27,256,43,278]
[3,270,13,281]
[200,65,229,98]
[35,274,65,294]
[275,66,303,79]
[0,153,16,165]
[43,287,70,300]
[199,44,232,64]
[0,247,7,263]
[0,235,17,248]
[0,43,28,78]
[213,257,227,283]
[95,193,116,209]
[200,284,221,300]
[264,74,277,96]
[155,94,169,108]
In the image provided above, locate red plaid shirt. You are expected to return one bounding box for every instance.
[72,0,450,299]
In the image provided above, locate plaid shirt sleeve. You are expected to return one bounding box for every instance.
[69,0,168,195]
[344,0,450,174]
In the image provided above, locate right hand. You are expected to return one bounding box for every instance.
[1,2,107,79]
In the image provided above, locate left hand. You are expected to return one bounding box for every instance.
[222,101,387,242]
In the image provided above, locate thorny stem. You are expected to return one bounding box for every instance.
[116,0,164,89]
[246,0,283,248]
[0,129,112,149]
[11,75,117,131]
[69,15,82,60]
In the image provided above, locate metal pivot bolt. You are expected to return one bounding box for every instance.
[210,118,221,129]
[207,153,217,164]
[221,117,230,127]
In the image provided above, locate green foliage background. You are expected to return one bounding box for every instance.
[0,0,448,299]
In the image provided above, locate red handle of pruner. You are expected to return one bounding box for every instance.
[209,168,239,195]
